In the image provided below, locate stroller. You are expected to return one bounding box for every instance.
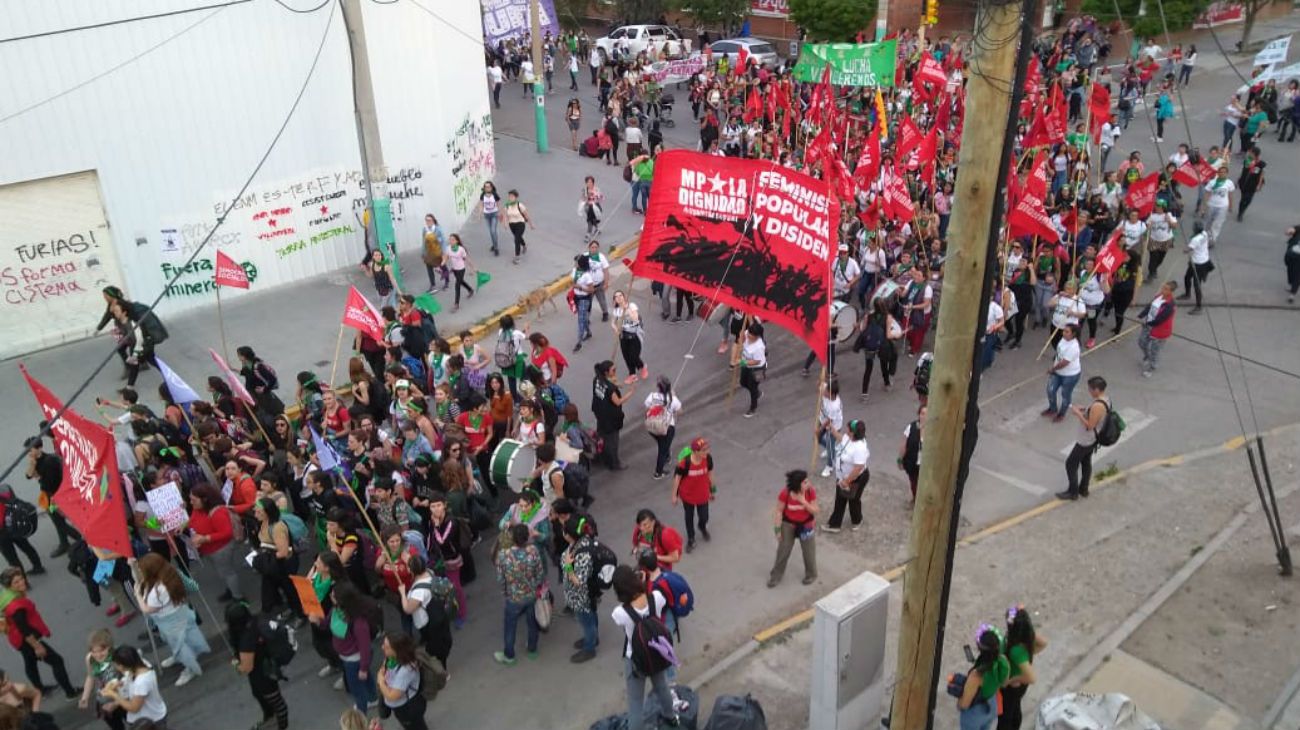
[658,92,676,127]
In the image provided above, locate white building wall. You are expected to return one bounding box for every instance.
[0,0,493,359]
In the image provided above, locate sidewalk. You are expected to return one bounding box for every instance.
[691,426,1300,730]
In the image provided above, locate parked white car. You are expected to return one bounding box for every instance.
[594,24,687,63]
[709,37,781,69]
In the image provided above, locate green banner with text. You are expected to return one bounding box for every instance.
[792,39,898,87]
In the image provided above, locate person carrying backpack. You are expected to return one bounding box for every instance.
[377,631,429,730]
[0,485,43,576]
[561,517,602,664]
[610,565,680,730]
[1056,376,1111,502]
[637,552,693,714]
[226,600,291,730]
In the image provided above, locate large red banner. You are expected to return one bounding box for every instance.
[342,286,385,344]
[20,367,132,557]
[214,250,250,289]
[632,151,839,359]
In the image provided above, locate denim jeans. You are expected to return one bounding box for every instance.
[819,427,837,471]
[1138,328,1166,372]
[483,211,500,252]
[576,609,599,653]
[632,180,651,212]
[650,426,675,475]
[1045,372,1081,416]
[624,657,676,730]
[576,296,593,342]
[502,598,539,659]
[341,656,376,712]
[959,696,996,730]
[152,607,210,675]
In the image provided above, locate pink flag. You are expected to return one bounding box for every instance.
[342,286,385,343]
[209,348,256,405]
[214,250,250,289]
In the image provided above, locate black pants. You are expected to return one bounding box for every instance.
[250,671,289,730]
[803,342,836,377]
[1184,261,1212,307]
[619,333,644,373]
[997,683,1029,730]
[1007,310,1028,346]
[650,427,675,476]
[0,536,42,571]
[1111,291,1134,333]
[47,508,81,549]
[509,221,527,256]
[827,470,870,528]
[492,82,501,108]
[1065,442,1095,497]
[599,429,623,469]
[674,290,695,318]
[1083,308,1099,340]
[419,620,452,669]
[125,344,160,387]
[1147,248,1168,280]
[20,640,75,694]
[590,66,598,84]
[1156,116,1166,138]
[861,347,897,395]
[451,269,474,306]
[100,705,128,730]
[260,554,302,617]
[1237,188,1257,220]
[392,693,429,730]
[739,367,762,412]
[310,623,342,670]
[1286,254,1300,294]
[682,502,709,542]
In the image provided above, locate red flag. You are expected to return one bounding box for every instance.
[209,348,256,405]
[809,64,833,126]
[744,89,764,124]
[857,195,882,229]
[1059,205,1079,234]
[1088,84,1112,142]
[1023,84,1067,149]
[829,156,857,203]
[896,116,923,160]
[934,90,952,135]
[854,124,882,186]
[1025,150,1050,199]
[1008,153,1058,242]
[1093,228,1128,275]
[737,47,750,74]
[917,128,939,184]
[806,123,834,170]
[342,286,385,343]
[1172,159,1199,187]
[632,150,840,361]
[1124,172,1161,217]
[20,367,132,557]
[882,168,915,222]
[1024,57,1042,96]
[214,249,250,289]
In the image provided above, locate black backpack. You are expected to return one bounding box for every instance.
[401,322,429,359]
[623,602,676,678]
[259,616,299,667]
[855,317,885,354]
[2,495,38,539]
[1095,400,1126,447]
[561,462,593,508]
[253,362,279,391]
[418,309,439,343]
[581,539,618,603]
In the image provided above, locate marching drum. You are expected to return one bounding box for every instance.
[830,300,858,343]
[870,278,902,305]
[490,439,536,493]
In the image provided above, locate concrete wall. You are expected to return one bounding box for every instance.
[0,0,492,359]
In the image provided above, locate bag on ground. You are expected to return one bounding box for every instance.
[704,694,767,730]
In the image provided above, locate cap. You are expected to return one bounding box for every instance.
[395,379,411,390]
[22,437,41,450]
[837,243,849,252]
[1155,199,1167,207]
[691,437,709,451]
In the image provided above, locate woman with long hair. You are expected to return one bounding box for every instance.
[133,554,209,687]
[444,234,476,311]
[188,485,244,603]
[735,322,767,418]
[611,290,649,384]
[101,646,166,728]
[328,581,380,713]
[957,627,1010,730]
[377,631,428,730]
[580,175,604,241]
[476,180,502,255]
[503,189,535,264]
[366,248,400,309]
[643,376,681,479]
[348,358,386,423]
[226,600,290,730]
[253,499,302,619]
[998,606,1049,730]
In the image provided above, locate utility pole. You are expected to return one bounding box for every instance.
[531,0,549,153]
[888,0,1034,727]
[341,0,402,289]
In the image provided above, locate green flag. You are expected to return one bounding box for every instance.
[413,292,441,315]
[792,40,898,87]
[476,271,492,288]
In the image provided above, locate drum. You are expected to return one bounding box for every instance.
[554,438,582,464]
[870,278,902,306]
[490,439,536,493]
[830,301,858,343]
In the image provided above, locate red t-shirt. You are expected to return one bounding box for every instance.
[190,507,233,555]
[675,455,713,505]
[778,488,817,526]
[632,525,684,571]
[456,412,490,452]
[229,475,258,515]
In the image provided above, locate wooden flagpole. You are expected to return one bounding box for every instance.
[215,285,231,364]
[328,323,347,388]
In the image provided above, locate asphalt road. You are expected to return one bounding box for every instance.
[2,19,1298,729]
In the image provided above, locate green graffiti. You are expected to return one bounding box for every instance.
[160,257,259,298]
[274,224,356,259]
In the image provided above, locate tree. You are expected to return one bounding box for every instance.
[554,0,592,30]
[788,0,878,43]
[675,0,751,35]
[1080,0,1205,49]
[611,0,670,23]
[1238,0,1284,47]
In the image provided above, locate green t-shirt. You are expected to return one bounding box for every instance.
[1245,111,1268,134]
[978,655,1011,699]
[634,158,655,182]
[1006,643,1031,678]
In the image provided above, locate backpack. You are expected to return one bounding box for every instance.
[413,647,449,702]
[653,570,696,619]
[280,514,309,549]
[401,323,429,360]
[546,383,571,412]
[418,309,439,344]
[1094,400,1126,447]
[913,352,933,395]
[401,355,426,383]
[259,615,299,667]
[219,505,246,543]
[581,540,619,602]
[412,577,458,620]
[561,461,593,508]
[645,398,672,436]
[856,317,885,354]
[253,362,279,391]
[2,496,39,539]
[623,163,634,183]
[623,601,678,678]
[494,331,519,369]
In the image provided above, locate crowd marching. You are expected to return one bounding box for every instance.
[1,14,1295,730]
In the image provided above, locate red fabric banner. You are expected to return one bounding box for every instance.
[209,348,256,405]
[1023,85,1067,149]
[1174,159,1217,187]
[20,367,132,557]
[1008,153,1059,242]
[214,249,250,289]
[896,116,922,160]
[1088,84,1112,142]
[1124,172,1161,217]
[342,286,385,343]
[1025,150,1050,199]
[854,125,881,187]
[632,151,840,360]
[917,52,948,87]
[1093,228,1129,276]
[882,168,915,222]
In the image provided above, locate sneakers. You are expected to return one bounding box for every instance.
[671,688,691,713]
[820,466,834,478]
[317,665,336,678]
[801,575,817,585]
[160,656,178,669]
[1055,490,1079,501]
[652,472,665,480]
[114,611,138,628]
[25,565,45,576]
[570,649,596,663]
[1085,338,1095,349]
[174,668,199,687]
[332,677,346,691]
[700,526,710,542]
[106,604,121,617]
[1189,306,1203,315]
[744,409,756,418]
[493,651,517,666]
[821,525,841,534]
[685,539,695,553]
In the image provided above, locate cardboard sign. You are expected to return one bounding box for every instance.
[145,481,188,533]
[291,575,325,620]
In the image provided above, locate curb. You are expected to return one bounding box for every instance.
[689,419,1300,692]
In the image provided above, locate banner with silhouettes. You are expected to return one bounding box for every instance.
[631,150,840,359]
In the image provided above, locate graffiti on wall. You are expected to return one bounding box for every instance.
[159,258,259,299]
[447,113,496,215]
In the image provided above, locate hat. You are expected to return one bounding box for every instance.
[395,379,411,390]
[691,437,709,451]
[837,243,849,252]
[1155,199,1167,207]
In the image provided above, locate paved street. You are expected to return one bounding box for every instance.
[1,13,1299,730]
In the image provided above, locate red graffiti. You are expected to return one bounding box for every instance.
[2,263,86,305]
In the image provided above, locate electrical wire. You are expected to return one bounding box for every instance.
[391,0,490,49]
[0,0,254,44]
[0,0,339,485]
[271,0,333,12]
[0,6,228,125]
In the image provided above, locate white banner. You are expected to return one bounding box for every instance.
[1254,35,1291,67]
[644,56,708,84]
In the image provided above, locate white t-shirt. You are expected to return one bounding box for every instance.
[1080,275,1105,307]
[574,270,597,296]
[611,593,668,658]
[1055,337,1082,376]
[521,60,536,83]
[407,576,435,630]
[1205,179,1235,209]
[125,669,167,724]
[1121,220,1147,249]
[643,391,682,427]
[1051,294,1086,329]
[860,247,887,273]
[1100,122,1120,148]
[625,126,643,145]
[487,65,504,85]
[832,257,861,295]
[741,337,767,368]
[143,585,180,618]
[481,194,499,216]
[836,436,870,482]
[820,396,843,431]
[1147,212,1176,242]
[1187,232,1210,264]
[445,246,468,271]
[985,300,1004,334]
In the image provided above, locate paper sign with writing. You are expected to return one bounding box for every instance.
[145,481,188,532]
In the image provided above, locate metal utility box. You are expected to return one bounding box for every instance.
[809,571,891,730]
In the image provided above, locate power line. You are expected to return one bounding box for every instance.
[0,6,228,125]
[270,0,334,13]
[0,0,254,45]
[0,1,340,485]
[393,0,488,49]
